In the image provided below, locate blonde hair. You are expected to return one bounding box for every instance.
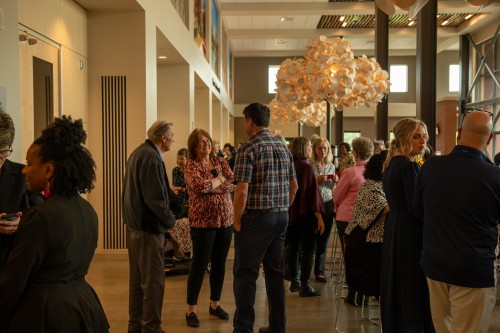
[383,118,428,170]
[311,137,333,164]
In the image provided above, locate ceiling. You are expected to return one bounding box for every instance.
[221,0,500,57]
[73,0,500,58]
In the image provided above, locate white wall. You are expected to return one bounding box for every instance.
[158,64,191,175]
[0,0,22,161]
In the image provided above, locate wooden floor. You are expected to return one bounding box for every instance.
[87,252,500,333]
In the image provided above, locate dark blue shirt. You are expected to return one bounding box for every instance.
[413,145,500,288]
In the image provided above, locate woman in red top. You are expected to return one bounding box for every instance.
[183,129,234,328]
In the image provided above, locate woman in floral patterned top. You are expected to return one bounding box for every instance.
[310,137,338,283]
[183,129,235,328]
[337,142,356,173]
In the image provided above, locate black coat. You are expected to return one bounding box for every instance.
[0,160,43,271]
[0,195,109,333]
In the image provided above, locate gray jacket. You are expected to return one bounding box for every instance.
[122,139,176,234]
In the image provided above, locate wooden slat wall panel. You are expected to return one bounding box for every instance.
[101,76,127,250]
[317,12,476,29]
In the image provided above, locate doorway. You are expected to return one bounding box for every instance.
[19,29,60,154]
[32,57,54,139]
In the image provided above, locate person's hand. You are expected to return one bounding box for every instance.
[0,212,22,235]
[233,220,241,233]
[317,175,327,184]
[317,217,325,235]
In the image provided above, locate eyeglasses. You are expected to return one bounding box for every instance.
[0,148,13,157]
[463,108,493,117]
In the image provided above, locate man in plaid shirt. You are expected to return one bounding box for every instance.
[232,103,298,333]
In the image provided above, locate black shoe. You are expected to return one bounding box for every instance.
[259,327,272,333]
[289,281,301,292]
[209,305,229,320]
[299,286,321,297]
[186,312,200,327]
[315,274,327,283]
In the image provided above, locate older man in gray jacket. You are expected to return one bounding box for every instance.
[123,120,177,333]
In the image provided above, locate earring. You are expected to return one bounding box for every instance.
[43,180,52,199]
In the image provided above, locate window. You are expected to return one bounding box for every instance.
[343,131,361,146]
[449,64,459,92]
[268,65,280,94]
[389,65,408,93]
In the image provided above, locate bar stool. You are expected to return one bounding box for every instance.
[361,295,381,325]
[327,225,343,284]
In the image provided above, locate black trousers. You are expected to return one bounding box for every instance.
[186,226,233,305]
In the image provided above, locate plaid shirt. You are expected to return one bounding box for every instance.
[233,128,296,209]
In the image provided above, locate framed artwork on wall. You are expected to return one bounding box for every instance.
[211,0,220,77]
[194,0,207,59]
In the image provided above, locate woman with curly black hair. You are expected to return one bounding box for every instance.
[0,116,109,333]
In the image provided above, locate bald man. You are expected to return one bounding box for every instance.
[413,111,500,333]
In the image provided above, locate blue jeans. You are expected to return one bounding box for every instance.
[233,211,288,333]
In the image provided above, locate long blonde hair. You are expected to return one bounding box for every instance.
[383,118,428,170]
[311,137,333,164]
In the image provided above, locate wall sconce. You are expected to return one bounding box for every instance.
[28,38,37,45]
[19,34,28,42]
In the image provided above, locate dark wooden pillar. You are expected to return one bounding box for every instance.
[375,7,389,142]
[298,123,302,137]
[459,34,470,121]
[416,0,437,148]
[326,101,332,143]
[335,109,343,145]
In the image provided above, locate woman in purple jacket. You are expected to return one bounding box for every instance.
[287,137,325,297]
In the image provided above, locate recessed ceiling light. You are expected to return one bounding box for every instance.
[465,14,473,20]
[280,16,293,22]
[342,22,347,27]
[158,55,168,59]
[408,21,415,26]
[442,20,449,26]
[340,16,345,22]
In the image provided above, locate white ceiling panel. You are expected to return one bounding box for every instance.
[252,16,266,28]
[224,16,240,29]
[265,16,282,29]
[238,16,253,28]
[242,39,255,50]
[253,39,267,49]
[304,15,321,28]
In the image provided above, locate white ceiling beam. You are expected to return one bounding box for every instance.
[220,1,494,16]
[233,49,418,57]
[228,27,458,39]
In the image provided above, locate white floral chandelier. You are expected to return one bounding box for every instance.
[270,36,391,127]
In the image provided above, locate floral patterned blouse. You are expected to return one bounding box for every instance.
[184,155,234,228]
[311,162,335,202]
[338,152,356,173]
[345,179,387,243]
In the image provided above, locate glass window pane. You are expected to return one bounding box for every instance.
[343,132,361,146]
[268,65,279,94]
[449,64,459,92]
[389,65,408,93]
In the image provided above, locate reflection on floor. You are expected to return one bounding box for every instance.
[87,253,500,333]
